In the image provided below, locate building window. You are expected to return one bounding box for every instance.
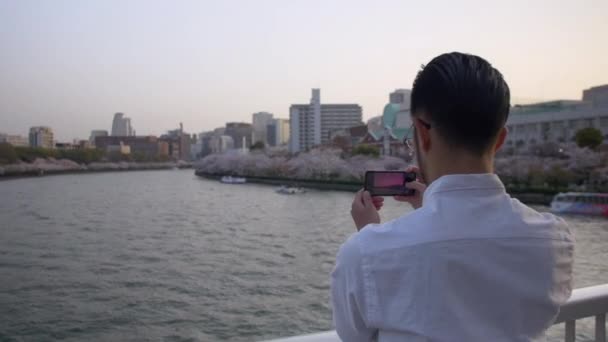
[601,117,608,127]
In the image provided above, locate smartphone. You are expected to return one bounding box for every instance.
[364,171,417,196]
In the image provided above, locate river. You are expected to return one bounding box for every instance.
[0,170,606,341]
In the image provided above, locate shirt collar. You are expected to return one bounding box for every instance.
[422,173,506,207]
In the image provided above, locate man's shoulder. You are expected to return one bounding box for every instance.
[355,208,436,253]
[509,198,574,242]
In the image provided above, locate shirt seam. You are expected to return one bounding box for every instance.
[427,185,506,195]
[364,235,574,253]
[355,235,379,328]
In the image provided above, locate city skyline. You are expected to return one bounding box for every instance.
[1,0,607,141]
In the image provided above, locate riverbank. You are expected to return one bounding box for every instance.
[195,171,557,205]
[0,159,192,180]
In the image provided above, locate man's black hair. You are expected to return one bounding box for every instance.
[410,52,510,155]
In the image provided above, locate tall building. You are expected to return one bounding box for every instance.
[266,124,277,147]
[111,113,135,136]
[505,84,608,149]
[252,112,274,145]
[266,118,290,146]
[210,135,234,154]
[29,126,54,148]
[160,123,192,161]
[89,130,108,146]
[289,89,362,153]
[225,122,253,149]
[389,89,411,107]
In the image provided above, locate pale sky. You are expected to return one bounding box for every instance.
[1,0,607,141]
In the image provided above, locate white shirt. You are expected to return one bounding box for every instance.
[331,174,574,342]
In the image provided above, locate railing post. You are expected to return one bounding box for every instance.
[596,314,606,342]
[566,320,576,342]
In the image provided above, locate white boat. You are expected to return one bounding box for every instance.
[276,186,306,195]
[220,176,246,184]
[550,192,608,217]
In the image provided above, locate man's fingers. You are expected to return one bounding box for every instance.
[352,189,364,210]
[394,195,413,202]
[362,191,374,208]
[405,181,426,192]
[372,196,384,210]
[405,165,419,173]
[372,197,384,204]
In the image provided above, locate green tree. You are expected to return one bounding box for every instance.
[545,165,575,189]
[575,127,603,149]
[250,141,265,151]
[0,143,18,164]
[14,146,59,162]
[352,144,380,157]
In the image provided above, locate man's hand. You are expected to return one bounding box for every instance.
[351,190,381,231]
[394,166,427,210]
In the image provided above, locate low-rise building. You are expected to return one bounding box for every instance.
[225,122,252,150]
[357,89,412,156]
[329,125,369,151]
[505,85,608,149]
[107,142,131,155]
[0,134,29,147]
[210,135,234,154]
[160,123,193,161]
[55,142,76,150]
[89,130,108,146]
[95,136,165,159]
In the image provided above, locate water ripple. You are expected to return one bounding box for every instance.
[0,170,604,341]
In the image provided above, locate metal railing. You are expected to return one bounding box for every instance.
[555,284,608,342]
[264,284,608,342]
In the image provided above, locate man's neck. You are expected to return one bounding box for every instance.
[425,152,495,184]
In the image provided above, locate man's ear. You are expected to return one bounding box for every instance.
[416,120,432,152]
[493,126,508,153]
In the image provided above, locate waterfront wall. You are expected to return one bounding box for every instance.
[0,158,192,179]
[195,171,556,205]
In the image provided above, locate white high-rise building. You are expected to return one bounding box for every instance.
[252,112,274,145]
[29,126,54,148]
[289,89,362,153]
[111,113,135,136]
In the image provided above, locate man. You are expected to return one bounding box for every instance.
[331,52,574,341]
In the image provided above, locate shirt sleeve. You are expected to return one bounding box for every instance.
[331,235,377,342]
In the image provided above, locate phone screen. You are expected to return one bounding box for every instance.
[364,171,416,196]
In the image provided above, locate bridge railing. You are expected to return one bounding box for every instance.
[264,284,608,342]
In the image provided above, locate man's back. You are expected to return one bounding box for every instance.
[331,174,575,341]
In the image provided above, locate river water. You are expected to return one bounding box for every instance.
[0,170,606,341]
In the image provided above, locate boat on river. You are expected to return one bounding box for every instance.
[550,192,608,217]
[220,176,246,184]
[276,186,306,195]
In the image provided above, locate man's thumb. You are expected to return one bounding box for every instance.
[363,191,374,206]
